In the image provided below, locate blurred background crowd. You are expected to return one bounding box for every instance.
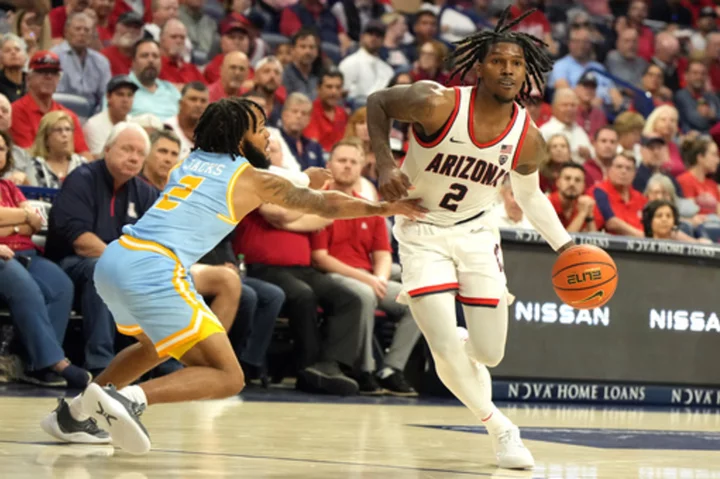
[0,0,718,397]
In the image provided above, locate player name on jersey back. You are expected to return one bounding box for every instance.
[401,86,530,226]
[183,157,227,177]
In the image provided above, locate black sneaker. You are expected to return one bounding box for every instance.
[40,399,111,444]
[298,361,359,396]
[356,372,385,396]
[377,370,418,397]
[82,383,151,455]
[21,368,67,387]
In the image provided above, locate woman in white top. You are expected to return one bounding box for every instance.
[24,110,86,189]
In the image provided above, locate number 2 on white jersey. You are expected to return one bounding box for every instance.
[155,175,205,211]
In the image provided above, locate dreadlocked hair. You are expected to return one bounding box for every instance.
[193,97,266,159]
[448,6,553,105]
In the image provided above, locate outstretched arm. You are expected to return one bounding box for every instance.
[249,169,426,220]
[510,126,574,254]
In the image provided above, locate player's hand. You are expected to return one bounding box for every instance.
[0,245,14,260]
[304,167,332,190]
[378,167,413,201]
[380,198,428,220]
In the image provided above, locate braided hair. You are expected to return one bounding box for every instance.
[448,7,553,105]
[193,97,266,160]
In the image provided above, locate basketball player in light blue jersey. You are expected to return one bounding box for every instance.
[40,98,426,455]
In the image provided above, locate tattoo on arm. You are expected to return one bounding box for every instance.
[257,172,383,219]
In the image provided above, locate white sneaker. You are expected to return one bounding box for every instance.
[491,426,535,470]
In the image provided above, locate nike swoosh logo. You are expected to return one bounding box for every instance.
[571,290,604,305]
[449,137,464,144]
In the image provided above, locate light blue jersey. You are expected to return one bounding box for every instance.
[95,150,250,359]
[124,150,250,268]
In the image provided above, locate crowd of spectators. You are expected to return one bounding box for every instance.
[0,0,719,396]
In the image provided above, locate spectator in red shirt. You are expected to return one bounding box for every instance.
[525,89,552,127]
[234,204,364,395]
[100,12,145,75]
[90,0,114,47]
[508,0,558,56]
[574,73,608,140]
[707,33,720,93]
[304,71,348,152]
[539,134,571,194]
[10,51,91,160]
[208,52,249,103]
[49,0,88,39]
[158,18,205,87]
[549,163,602,233]
[676,135,720,215]
[593,152,647,237]
[0,129,92,388]
[311,140,420,396]
[584,127,619,188]
[618,0,655,61]
[280,0,351,52]
[203,14,252,85]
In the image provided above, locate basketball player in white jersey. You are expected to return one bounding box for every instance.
[367,8,575,470]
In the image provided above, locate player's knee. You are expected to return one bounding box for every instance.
[473,347,505,368]
[226,368,246,396]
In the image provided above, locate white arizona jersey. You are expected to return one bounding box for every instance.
[401,86,531,227]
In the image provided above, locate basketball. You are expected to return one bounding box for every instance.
[551,245,618,310]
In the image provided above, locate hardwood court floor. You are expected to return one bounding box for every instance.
[1,386,720,478]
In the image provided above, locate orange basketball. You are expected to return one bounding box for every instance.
[551,245,618,310]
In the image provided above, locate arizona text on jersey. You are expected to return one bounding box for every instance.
[401,86,531,227]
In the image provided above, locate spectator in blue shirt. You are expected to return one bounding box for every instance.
[45,122,159,376]
[52,12,112,114]
[127,38,181,121]
[279,92,325,170]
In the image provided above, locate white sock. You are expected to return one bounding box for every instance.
[69,394,90,421]
[377,367,394,379]
[481,405,514,435]
[119,385,148,406]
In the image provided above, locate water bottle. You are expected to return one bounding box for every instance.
[237,254,247,279]
[0,324,14,356]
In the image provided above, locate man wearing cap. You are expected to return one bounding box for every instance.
[605,28,648,87]
[574,72,608,140]
[178,0,219,59]
[101,12,145,76]
[10,50,91,160]
[691,7,718,53]
[127,38,181,121]
[52,12,112,114]
[158,18,205,87]
[203,13,253,85]
[83,75,137,158]
[632,134,683,194]
[339,20,394,105]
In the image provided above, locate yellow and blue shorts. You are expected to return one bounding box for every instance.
[93,235,225,360]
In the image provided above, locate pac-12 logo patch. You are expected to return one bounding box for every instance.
[499,155,509,165]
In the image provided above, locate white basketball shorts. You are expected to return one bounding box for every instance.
[393,216,507,308]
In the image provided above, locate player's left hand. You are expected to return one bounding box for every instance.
[381,198,428,219]
[378,167,413,201]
